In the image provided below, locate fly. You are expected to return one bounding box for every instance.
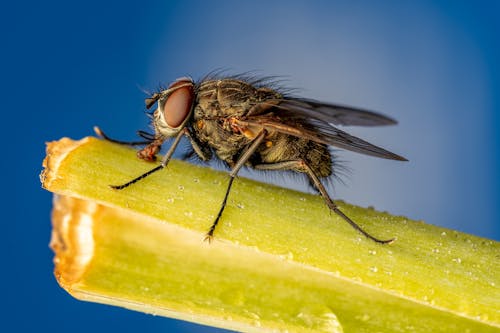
[96,74,407,244]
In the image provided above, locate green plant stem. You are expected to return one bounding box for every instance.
[41,137,500,332]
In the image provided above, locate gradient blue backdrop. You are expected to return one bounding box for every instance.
[4,1,499,332]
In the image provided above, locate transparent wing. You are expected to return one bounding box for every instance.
[245,115,407,161]
[266,98,398,127]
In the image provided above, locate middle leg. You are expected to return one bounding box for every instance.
[204,130,267,242]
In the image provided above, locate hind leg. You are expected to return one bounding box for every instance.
[254,160,394,244]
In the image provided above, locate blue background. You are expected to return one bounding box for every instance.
[4,1,499,332]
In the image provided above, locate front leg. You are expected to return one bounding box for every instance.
[136,138,164,161]
[110,129,185,190]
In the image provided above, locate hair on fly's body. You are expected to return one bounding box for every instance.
[95,73,407,244]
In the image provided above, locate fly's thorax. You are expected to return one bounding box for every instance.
[195,79,282,119]
[194,79,249,118]
[194,80,218,113]
[193,77,289,166]
[192,113,252,165]
[215,79,257,115]
[148,78,195,138]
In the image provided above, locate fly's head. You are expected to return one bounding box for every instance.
[136,77,195,162]
[146,77,195,138]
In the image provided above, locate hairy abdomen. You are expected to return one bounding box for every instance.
[256,132,332,178]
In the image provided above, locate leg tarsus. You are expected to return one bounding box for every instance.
[109,165,164,189]
[203,233,214,243]
[204,172,235,241]
[205,130,266,240]
[94,126,153,146]
[332,206,395,244]
[255,160,394,244]
[109,129,184,190]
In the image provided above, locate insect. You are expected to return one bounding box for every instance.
[96,74,407,244]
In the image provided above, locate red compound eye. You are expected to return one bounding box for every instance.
[163,79,194,128]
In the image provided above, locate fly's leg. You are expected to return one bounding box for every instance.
[183,129,212,161]
[204,130,267,242]
[95,126,162,161]
[254,160,394,244]
[94,126,154,146]
[205,177,235,242]
[109,128,186,189]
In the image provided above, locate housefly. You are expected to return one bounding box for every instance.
[95,74,407,244]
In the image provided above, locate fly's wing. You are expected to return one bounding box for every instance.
[245,98,407,161]
[251,98,397,127]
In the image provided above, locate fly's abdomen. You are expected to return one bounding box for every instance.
[258,133,332,178]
